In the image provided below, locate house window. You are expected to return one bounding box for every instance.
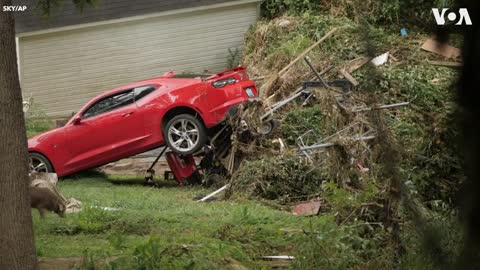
[82,90,135,119]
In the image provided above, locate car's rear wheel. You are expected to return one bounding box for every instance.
[164,114,207,155]
[29,152,53,173]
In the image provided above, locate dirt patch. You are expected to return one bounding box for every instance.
[39,256,121,270]
[39,257,82,270]
[99,157,169,176]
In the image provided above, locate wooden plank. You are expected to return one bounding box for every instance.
[428,60,462,68]
[347,57,370,73]
[340,69,359,87]
[421,38,461,59]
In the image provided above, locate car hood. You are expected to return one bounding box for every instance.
[28,127,63,149]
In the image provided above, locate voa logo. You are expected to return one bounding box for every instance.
[432,8,472,25]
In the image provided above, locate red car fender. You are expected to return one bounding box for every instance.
[28,130,63,173]
[159,103,207,134]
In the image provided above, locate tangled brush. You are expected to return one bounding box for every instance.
[231,155,325,203]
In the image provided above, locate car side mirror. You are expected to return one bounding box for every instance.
[72,116,82,125]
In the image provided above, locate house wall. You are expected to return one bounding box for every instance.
[18,2,259,117]
[14,0,240,33]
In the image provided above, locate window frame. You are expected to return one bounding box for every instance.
[133,85,157,102]
[81,89,135,119]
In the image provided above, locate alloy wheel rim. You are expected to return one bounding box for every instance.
[259,121,274,135]
[30,157,48,173]
[168,119,200,152]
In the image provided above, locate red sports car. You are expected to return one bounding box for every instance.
[28,67,258,177]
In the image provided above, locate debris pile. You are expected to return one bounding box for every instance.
[214,14,460,212]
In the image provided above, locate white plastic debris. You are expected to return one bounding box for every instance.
[277,19,292,27]
[91,206,121,211]
[197,184,229,202]
[23,101,31,113]
[65,198,82,213]
[370,52,390,66]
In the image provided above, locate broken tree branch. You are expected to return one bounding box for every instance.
[251,76,266,81]
[279,27,338,76]
[304,56,329,87]
[259,28,338,98]
[298,135,376,153]
[351,102,410,112]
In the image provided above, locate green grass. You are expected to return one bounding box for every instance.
[33,176,343,269]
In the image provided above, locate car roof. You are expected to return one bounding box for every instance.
[97,76,201,99]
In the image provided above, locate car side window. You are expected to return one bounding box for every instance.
[133,85,156,101]
[82,90,135,119]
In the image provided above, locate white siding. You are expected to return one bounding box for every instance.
[19,3,258,117]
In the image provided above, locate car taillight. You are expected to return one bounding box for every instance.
[244,87,256,97]
[212,77,237,88]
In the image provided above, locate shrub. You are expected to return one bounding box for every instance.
[74,249,119,270]
[233,155,324,202]
[226,47,241,69]
[24,101,54,137]
[292,217,394,269]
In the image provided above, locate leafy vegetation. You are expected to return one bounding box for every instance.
[281,105,324,145]
[25,102,55,137]
[261,0,455,29]
[226,47,241,69]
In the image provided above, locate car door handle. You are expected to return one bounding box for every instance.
[122,112,134,117]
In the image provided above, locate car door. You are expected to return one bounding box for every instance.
[63,89,145,171]
[132,85,158,138]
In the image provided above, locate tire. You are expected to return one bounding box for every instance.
[29,152,54,173]
[164,114,207,155]
[258,119,278,135]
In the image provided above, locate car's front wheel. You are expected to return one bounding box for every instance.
[29,152,54,173]
[164,114,207,155]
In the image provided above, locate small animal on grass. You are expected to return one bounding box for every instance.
[30,186,66,218]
